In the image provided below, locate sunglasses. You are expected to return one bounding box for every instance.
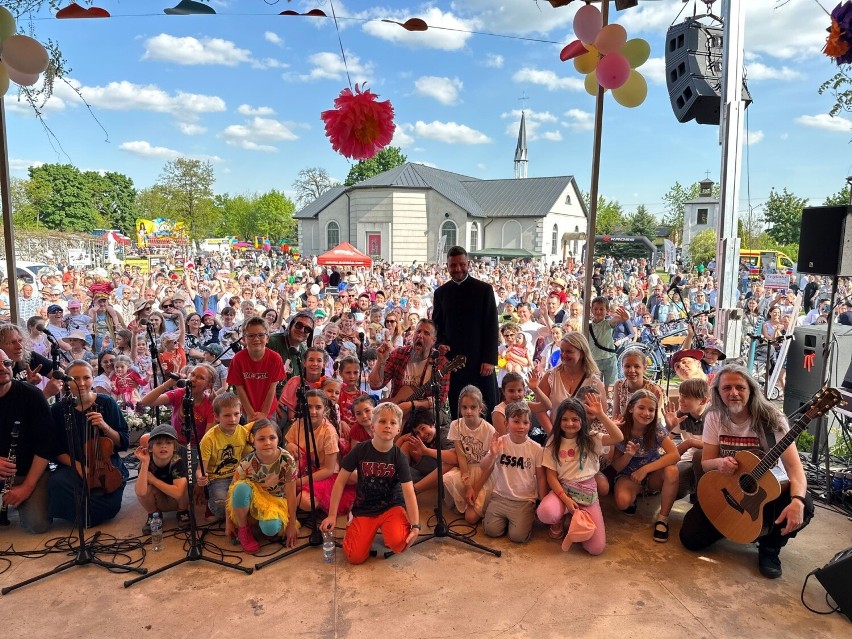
[1,359,12,368]
[292,321,313,333]
[161,304,174,310]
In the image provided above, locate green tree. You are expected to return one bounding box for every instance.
[687,229,717,266]
[156,158,219,240]
[27,163,99,231]
[135,185,171,221]
[344,147,407,186]
[84,171,138,235]
[7,177,41,229]
[818,67,851,118]
[625,204,658,239]
[823,184,851,206]
[216,190,297,242]
[762,187,809,246]
[292,167,339,207]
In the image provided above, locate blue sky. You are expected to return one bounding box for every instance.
[6,0,851,223]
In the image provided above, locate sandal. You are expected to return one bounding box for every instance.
[176,510,191,526]
[623,500,637,516]
[548,523,563,540]
[653,520,669,543]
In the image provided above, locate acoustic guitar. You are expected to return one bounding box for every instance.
[389,355,467,405]
[697,387,840,543]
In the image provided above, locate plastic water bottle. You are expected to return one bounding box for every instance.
[150,512,163,551]
[322,529,335,564]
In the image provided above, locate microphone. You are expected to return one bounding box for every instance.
[37,325,57,342]
[288,347,300,358]
[667,276,682,293]
[166,372,187,388]
[358,331,365,343]
[52,370,71,381]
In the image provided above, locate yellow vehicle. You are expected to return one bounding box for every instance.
[740,250,795,279]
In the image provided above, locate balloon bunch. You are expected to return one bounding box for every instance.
[0,7,51,94]
[559,4,650,108]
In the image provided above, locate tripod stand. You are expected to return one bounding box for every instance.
[143,320,167,424]
[255,352,326,569]
[124,380,253,587]
[389,353,501,558]
[3,381,146,595]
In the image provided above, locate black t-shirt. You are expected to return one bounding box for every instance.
[0,381,54,477]
[149,447,188,485]
[12,352,54,383]
[341,440,411,517]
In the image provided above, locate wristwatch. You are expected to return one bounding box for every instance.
[411,523,421,530]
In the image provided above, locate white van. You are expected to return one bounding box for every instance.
[0,261,55,290]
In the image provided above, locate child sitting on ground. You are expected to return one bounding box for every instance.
[479,402,545,543]
[396,408,458,494]
[341,394,376,455]
[321,402,420,565]
[226,419,299,554]
[134,423,189,534]
[198,393,254,521]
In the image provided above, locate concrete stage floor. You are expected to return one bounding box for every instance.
[1,485,850,638]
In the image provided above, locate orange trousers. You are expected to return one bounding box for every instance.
[342,506,411,565]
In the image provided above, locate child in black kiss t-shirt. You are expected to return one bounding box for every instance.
[322,403,420,565]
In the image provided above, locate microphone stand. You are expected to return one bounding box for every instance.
[668,282,704,350]
[145,323,166,424]
[387,349,501,558]
[357,332,365,394]
[207,335,244,367]
[125,379,253,587]
[3,381,146,595]
[255,352,326,569]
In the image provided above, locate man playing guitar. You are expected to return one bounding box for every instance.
[368,319,448,419]
[679,364,813,579]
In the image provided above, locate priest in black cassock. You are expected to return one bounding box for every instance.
[432,246,499,417]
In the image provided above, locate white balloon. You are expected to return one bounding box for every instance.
[1,34,49,75]
[3,59,38,86]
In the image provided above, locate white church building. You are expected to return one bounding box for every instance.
[295,112,589,264]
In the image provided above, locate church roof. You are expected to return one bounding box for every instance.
[294,162,581,219]
[514,111,528,163]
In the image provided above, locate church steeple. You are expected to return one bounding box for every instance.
[514,110,528,179]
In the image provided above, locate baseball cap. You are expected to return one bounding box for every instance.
[671,349,705,368]
[134,299,152,312]
[67,298,82,309]
[202,343,223,357]
[314,309,327,319]
[148,423,179,441]
[47,304,63,314]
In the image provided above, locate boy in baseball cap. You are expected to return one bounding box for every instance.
[134,423,189,534]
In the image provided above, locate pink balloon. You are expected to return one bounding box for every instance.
[559,39,587,62]
[573,5,603,45]
[596,53,630,90]
[594,23,628,55]
[2,60,38,86]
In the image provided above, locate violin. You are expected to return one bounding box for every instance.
[83,401,123,494]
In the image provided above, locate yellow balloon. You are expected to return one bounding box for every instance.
[612,70,647,108]
[574,45,599,74]
[0,65,8,96]
[584,72,599,97]
[0,7,15,41]
[623,38,651,69]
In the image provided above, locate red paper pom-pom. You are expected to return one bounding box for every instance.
[321,83,395,160]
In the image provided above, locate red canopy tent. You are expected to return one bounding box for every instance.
[316,242,372,267]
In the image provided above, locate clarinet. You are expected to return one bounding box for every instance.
[0,421,21,526]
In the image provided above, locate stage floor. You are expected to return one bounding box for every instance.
[1,484,850,638]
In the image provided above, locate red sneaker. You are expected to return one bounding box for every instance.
[237,526,260,554]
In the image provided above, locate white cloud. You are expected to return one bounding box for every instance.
[119,141,181,160]
[795,114,852,133]
[412,121,491,145]
[71,80,226,120]
[642,57,666,85]
[745,62,802,82]
[484,54,504,69]
[143,34,252,66]
[120,141,223,163]
[237,104,276,116]
[562,108,595,132]
[265,31,283,46]
[451,0,573,36]
[414,76,463,105]
[361,7,477,51]
[250,58,289,70]
[287,51,373,82]
[512,67,583,92]
[220,117,299,152]
[747,130,765,145]
[501,108,562,141]
[9,158,44,172]
[177,123,207,135]
[391,123,415,148]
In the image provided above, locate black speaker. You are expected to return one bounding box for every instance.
[665,18,752,125]
[798,205,852,276]
[784,325,852,415]
[815,546,852,621]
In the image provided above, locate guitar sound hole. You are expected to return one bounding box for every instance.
[739,475,758,495]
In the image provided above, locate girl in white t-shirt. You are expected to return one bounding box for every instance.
[536,396,623,554]
[444,385,497,523]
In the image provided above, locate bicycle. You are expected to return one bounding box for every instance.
[616,319,687,383]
